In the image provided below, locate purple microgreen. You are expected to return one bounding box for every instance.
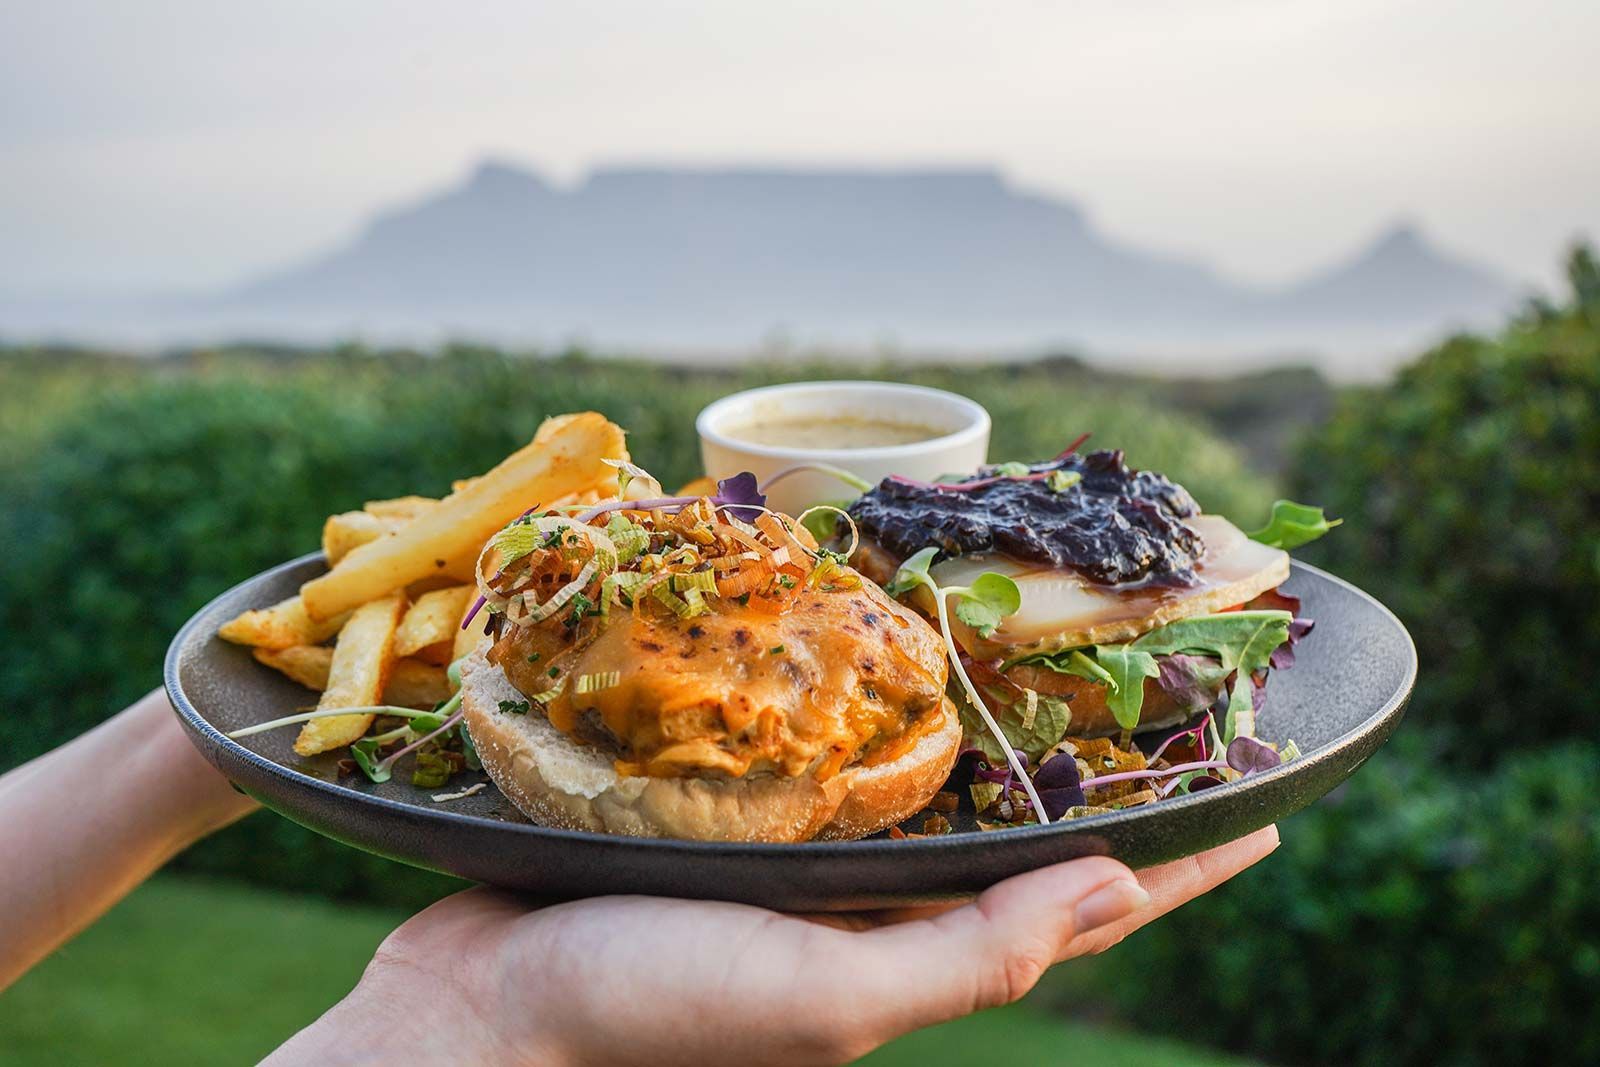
[712,472,767,522]
[1033,753,1087,818]
[1225,735,1284,775]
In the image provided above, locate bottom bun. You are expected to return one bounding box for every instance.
[459,649,962,843]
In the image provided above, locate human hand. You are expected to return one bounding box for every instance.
[269,826,1278,1067]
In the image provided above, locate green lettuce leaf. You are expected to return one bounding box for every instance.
[1246,499,1341,550]
[1093,646,1161,731]
[1007,610,1293,739]
[957,688,1071,763]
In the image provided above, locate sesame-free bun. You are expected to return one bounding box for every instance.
[459,648,961,843]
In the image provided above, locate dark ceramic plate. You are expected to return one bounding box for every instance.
[167,554,1414,910]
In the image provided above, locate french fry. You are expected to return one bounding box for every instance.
[299,412,627,621]
[253,646,451,708]
[252,645,333,690]
[674,476,717,497]
[219,596,350,650]
[363,495,437,520]
[385,659,452,706]
[322,511,405,565]
[395,585,474,659]
[294,592,405,755]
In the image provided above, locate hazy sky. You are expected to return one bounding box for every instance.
[3,0,1596,297]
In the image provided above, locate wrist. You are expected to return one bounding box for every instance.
[267,959,564,1067]
[136,690,259,847]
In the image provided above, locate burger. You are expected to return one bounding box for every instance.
[840,440,1332,822]
[457,479,961,842]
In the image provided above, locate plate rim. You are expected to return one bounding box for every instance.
[166,552,1416,857]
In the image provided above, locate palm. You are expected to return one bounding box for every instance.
[364,828,1278,1067]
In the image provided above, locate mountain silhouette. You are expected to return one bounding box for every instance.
[8,159,1523,369]
[222,161,1517,360]
[1261,222,1515,329]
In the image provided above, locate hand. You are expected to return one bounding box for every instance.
[269,826,1278,1067]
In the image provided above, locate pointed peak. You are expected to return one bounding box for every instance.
[463,158,547,193]
[1364,220,1431,259]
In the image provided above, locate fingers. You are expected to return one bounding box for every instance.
[838,855,1149,1039]
[1056,825,1280,959]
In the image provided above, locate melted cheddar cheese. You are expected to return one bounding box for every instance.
[489,578,947,780]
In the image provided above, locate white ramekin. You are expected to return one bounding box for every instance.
[696,381,992,516]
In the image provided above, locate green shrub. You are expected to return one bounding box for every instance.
[1063,735,1600,1066]
[0,347,1271,900]
[1292,248,1600,755]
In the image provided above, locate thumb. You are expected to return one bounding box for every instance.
[843,856,1149,1039]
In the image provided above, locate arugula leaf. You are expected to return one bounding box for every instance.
[1009,610,1293,736]
[886,545,939,597]
[1093,646,1161,731]
[952,572,1022,638]
[1131,609,1291,741]
[1247,499,1342,550]
[992,461,1031,477]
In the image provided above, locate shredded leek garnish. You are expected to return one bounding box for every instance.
[605,513,651,562]
[575,670,622,694]
[670,570,719,596]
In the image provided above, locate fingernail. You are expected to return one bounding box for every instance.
[1074,878,1151,932]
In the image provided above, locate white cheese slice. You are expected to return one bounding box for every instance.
[931,514,1290,659]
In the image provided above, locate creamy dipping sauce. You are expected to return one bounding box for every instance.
[721,414,946,450]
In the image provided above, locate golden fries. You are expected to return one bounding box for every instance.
[385,659,452,706]
[395,585,474,660]
[219,596,350,650]
[251,645,332,690]
[362,495,437,520]
[322,511,404,566]
[229,410,632,764]
[299,412,627,621]
[294,592,405,756]
[253,646,450,708]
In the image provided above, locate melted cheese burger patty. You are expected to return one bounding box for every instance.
[489,577,948,781]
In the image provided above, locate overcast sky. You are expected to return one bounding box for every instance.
[3,0,1596,298]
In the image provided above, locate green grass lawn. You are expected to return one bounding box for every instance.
[1,876,1258,1066]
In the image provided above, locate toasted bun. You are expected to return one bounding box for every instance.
[459,648,962,842]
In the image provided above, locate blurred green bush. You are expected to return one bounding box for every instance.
[1068,247,1600,1064]
[1071,733,1600,1066]
[0,347,1270,904]
[1293,247,1600,755]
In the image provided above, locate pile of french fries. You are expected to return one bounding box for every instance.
[219,412,629,758]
